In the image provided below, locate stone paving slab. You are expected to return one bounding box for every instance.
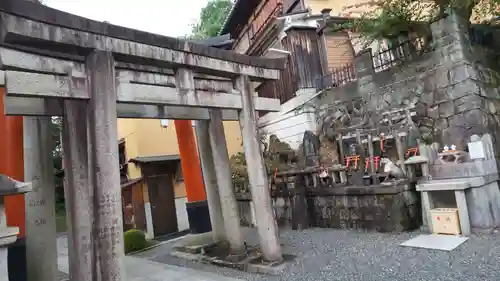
[125,256,244,281]
[57,236,243,281]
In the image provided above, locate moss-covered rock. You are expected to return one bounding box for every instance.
[124,229,148,254]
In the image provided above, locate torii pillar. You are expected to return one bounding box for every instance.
[0,88,27,281]
[173,68,212,234]
[174,119,212,234]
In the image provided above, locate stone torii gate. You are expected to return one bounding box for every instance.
[0,1,284,280]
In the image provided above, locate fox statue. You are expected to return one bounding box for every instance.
[380,158,405,181]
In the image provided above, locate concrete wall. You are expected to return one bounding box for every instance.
[258,89,319,149]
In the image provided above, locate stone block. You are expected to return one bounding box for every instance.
[434,79,479,102]
[426,67,452,90]
[465,181,500,232]
[431,13,470,39]
[483,87,500,101]
[438,101,455,118]
[427,105,439,119]
[434,118,449,133]
[449,109,488,128]
[440,110,489,149]
[454,94,484,113]
[429,159,498,179]
[433,42,466,62]
[449,63,476,84]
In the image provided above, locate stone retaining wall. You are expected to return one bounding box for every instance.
[317,13,500,156]
[235,183,421,232]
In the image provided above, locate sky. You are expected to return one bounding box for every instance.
[44,0,210,38]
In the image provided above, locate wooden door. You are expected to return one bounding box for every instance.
[147,174,178,237]
[131,182,147,232]
[122,187,134,232]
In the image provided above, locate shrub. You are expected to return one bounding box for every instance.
[123,229,148,254]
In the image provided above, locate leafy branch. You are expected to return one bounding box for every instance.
[189,0,233,39]
[341,0,500,46]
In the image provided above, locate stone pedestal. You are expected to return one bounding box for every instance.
[0,227,19,281]
[417,175,500,235]
[0,175,32,281]
[417,134,500,234]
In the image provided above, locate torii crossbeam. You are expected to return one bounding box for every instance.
[0,1,284,280]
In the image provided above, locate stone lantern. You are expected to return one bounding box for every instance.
[0,175,32,281]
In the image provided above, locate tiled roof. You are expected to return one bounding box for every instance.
[128,155,181,164]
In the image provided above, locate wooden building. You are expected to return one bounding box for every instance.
[221,0,361,149]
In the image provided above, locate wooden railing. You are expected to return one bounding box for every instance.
[372,37,426,72]
[316,63,356,91]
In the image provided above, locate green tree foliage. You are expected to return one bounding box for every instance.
[343,0,500,45]
[190,0,233,39]
[50,117,65,211]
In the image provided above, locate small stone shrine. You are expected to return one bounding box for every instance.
[304,107,421,232]
[236,107,423,232]
[0,175,32,281]
[417,134,500,235]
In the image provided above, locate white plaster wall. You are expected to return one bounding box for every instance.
[144,202,154,239]
[259,89,319,149]
[175,197,189,232]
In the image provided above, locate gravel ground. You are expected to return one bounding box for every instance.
[135,227,500,281]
